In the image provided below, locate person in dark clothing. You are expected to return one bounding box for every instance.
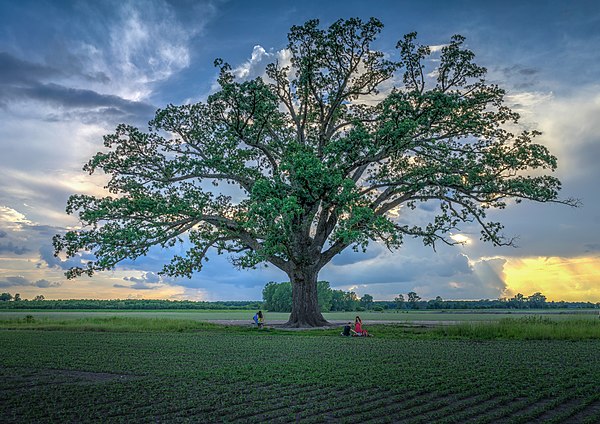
[341,322,355,336]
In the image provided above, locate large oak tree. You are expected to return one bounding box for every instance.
[53,18,576,327]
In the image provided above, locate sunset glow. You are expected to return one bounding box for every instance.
[503,256,600,302]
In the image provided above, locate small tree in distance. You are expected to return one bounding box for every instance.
[407,291,421,309]
[53,18,577,327]
[394,294,405,310]
[0,293,13,302]
[360,294,374,310]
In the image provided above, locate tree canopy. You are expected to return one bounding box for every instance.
[53,17,576,327]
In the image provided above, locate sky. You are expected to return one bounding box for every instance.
[0,0,599,302]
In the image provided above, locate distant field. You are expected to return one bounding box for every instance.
[2,325,600,423]
[0,308,598,323]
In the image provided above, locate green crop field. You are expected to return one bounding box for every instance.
[2,314,600,423]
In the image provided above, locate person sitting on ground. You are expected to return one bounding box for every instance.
[253,310,265,329]
[341,322,355,336]
[354,315,370,337]
[257,310,264,328]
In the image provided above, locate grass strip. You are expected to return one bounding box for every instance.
[432,316,600,340]
[1,315,600,340]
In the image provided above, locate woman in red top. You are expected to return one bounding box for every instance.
[354,315,369,336]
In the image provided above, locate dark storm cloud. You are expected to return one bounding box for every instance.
[0,223,57,256]
[0,48,107,87]
[2,80,154,118]
[0,52,62,84]
[0,221,92,269]
[0,52,154,121]
[0,276,29,287]
[41,46,111,84]
[18,83,153,115]
[499,65,539,77]
[38,244,95,271]
[584,243,600,253]
[322,246,474,287]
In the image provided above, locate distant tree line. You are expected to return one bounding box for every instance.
[1,289,598,311]
[263,285,600,312]
[0,293,28,302]
[389,291,600,310]
[0,295,261,310]
[386,292,600,310]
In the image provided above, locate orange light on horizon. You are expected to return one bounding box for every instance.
[503,255,600,302]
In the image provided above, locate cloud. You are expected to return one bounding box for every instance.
[0,1,218,256]
[39,243,95,271]
[32,279,62,288]
[102,2,194,100]
[0,0,214,120]
[1,82,154,123]
[0,52,155,124]
[123,246,285,291]
[0,241,30,255]
[500,65,539,77]
[0,52,62,85]
[493,64,540,89]
[124,272,161,284]
[504,91,554,117]
[428,44,447,53]
[233,45,272,79]
[113,282,156,290]
[322,245,472,286]
[115,271,164,290]
[331,244,384,266]
[584,243,600,253]
[531,90,600,181]
[0,276,61,289]
[454,87,600,260]
[316,240,514,301]
[210,46,291,92]
[0,206,94,274]
[0,206,32,226]
[503,255,600,302]
[459,257,508,297]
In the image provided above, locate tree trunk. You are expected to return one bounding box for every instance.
[284,266,329,328]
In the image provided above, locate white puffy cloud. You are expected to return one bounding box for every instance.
[208,45,291,95]
[233,45,270,79]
